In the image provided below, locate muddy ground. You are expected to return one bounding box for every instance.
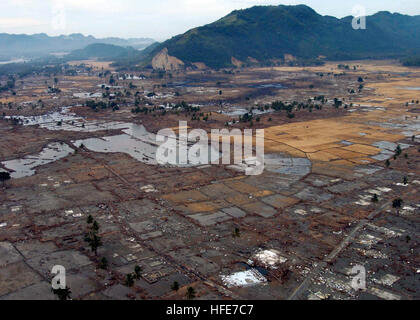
[0,60,419,300]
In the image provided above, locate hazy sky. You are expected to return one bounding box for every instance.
[1,0,420,41]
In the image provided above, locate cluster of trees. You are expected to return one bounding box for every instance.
[85,100,119,112]
[84,215,103,256]
[125,265,143,287]
[131,106,151,114]
[169,282,196,300]
[337,64,359,71]
[172,101,200,113]
[338,64,350,70]
[0,76,15,92]
[131,105,166,115]
[401,55,420,67]
[268,99,326,115]
[239,112,254,123]
[0,58,64,78]
[225,96,349,126]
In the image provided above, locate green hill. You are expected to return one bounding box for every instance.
[66,43,140,60]
[142,5,420,69]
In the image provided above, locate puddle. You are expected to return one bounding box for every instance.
[7,107,133,133]
[397,87,420,91]
[73,134,158,165]
[248,83,285,89]
[355,104,386,112]
[222,107,272,117]
[73,130,220,167]
[355,165,383,175]
[1,142,74,178]
[370,141,412,161]
[73,92,103,98]
[7,107,220,172]
[372,121,420,137]
[265,153,311,176]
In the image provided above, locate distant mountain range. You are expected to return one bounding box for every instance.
[141,4,420,69]
[2,5,420,70]
[0,33,156,60]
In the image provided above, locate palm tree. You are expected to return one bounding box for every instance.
[134,265,142,279]
[171,281,180,291]
[85,232,102,256]
[392,198,403,215]
[99,257,108,270]
[92,221,100,232]
[0,171,11,187]
[86,215,93,224]
[90,234,102,255]
[52,286,72,300]
[186,287,196,300]
[125,273,135,287]
[232,227,241,238]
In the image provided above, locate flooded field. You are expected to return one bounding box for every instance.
[2,142,74,178]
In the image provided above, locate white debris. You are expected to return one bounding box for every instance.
[355,248,388,259]
[0,222,7,228]
[221,269,267,288]
[358,234,382,247]
[368,287,401,300]
[326,277,353,294]
[308,291,329,300]
[11,206,22,212]
[140,184,157,193]
[367,189,382,195]
[373,274,400,287]
[251,249,287,269]
[366,223,402,237]
[125,254,137,262]
[295,209,308,216]
[377,187,392,193]
[402,206,415,211]
[355,199,371,206]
